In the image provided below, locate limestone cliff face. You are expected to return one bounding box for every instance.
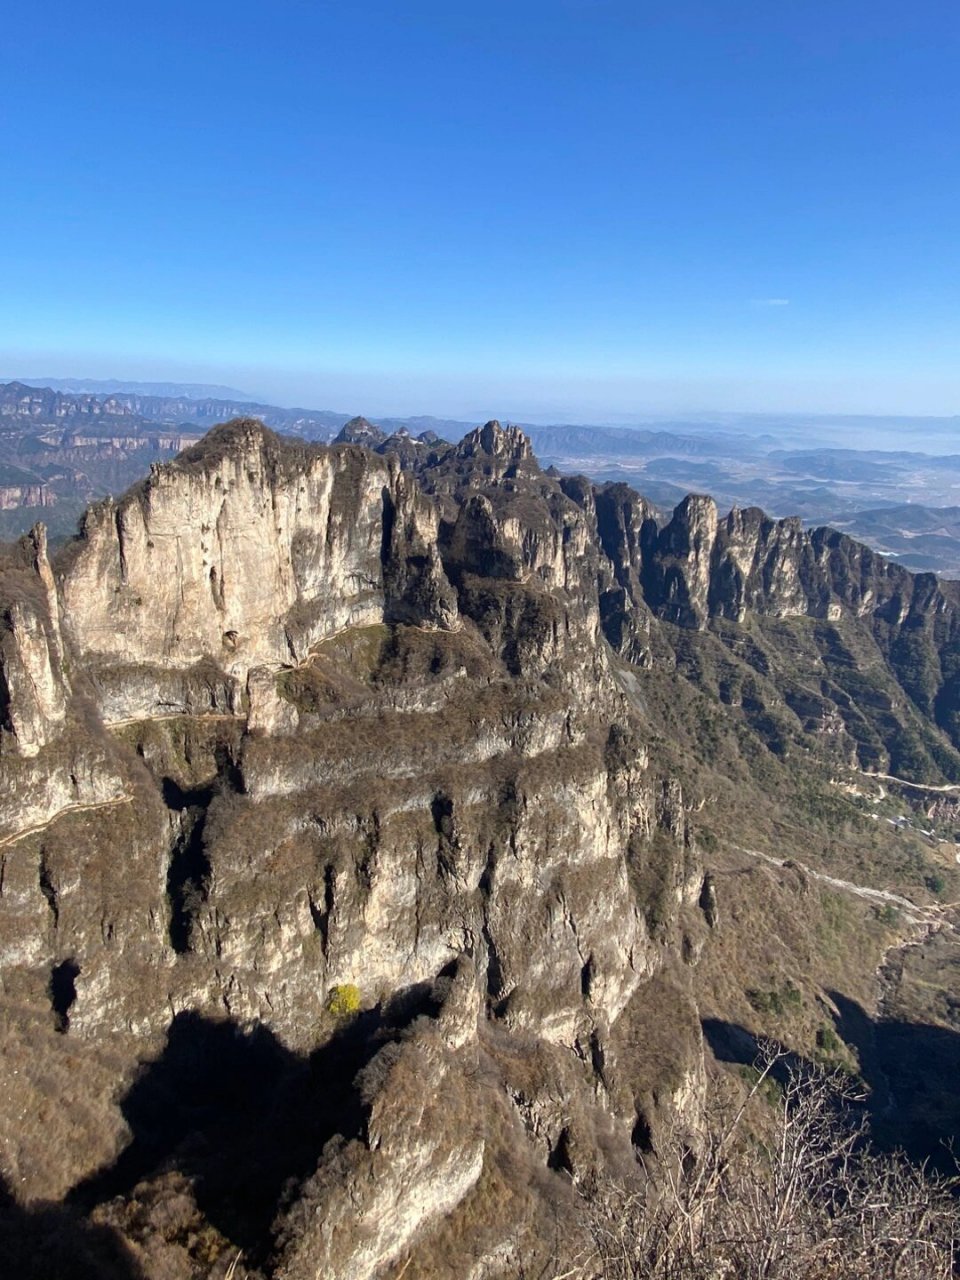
[0,529,130,849]
[55,420,458,724]
[0,529,67,757]
[590,486,960,747]
[0,380,140,424]
[588,486,960,780]
[0,481,49,509]
[455,419,533,468]
[615,489,960,632]
[2,418,959,1279]
[0,419,715,1278]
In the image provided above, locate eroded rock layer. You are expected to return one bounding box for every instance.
[2,418,959,1278]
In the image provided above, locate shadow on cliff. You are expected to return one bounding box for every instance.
[827,989,960,1171]
[162,748,244,955]
[703,998,960,1173]
[0,1172,145,1280]
[69,982,445,1265]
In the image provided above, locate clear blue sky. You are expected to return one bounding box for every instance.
[2,1,958,419]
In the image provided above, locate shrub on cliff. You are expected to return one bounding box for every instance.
[325,984,361,1019]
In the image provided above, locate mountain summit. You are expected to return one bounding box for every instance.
[1,419,958,1276]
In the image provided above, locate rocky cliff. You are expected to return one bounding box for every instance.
[1,419,959,1279]
[0,478,50,511]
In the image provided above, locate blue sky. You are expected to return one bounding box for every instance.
[2,1,959,419]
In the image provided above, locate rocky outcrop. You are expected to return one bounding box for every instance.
[0,528,67,758]
[51,420,460,724]
[0,481,50,510]
[0,381,143,425]
[2,417,960,1279]
[456,419,533,468]
[334,416,387,448]
[587,486,960,765]
[616,490,960,633]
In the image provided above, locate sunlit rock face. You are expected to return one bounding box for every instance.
[2,416,960,1278]
[55,422,458,724]
[0,526,67,757]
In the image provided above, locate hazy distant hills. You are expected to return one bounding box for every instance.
[1,378,958,577]
[0,378,348,435]
[530,430,960,578]
[828,505,960,575]
[776,448,960,481]
[0,380,351,539]
[17,377,258,400]
[524,422,769,459]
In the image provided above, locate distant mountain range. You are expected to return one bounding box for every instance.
[9,377,258,400]
[1,378,959,577]
[4,414,960,1271]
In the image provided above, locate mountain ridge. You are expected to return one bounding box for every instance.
[2,417,960,1277]
[5,379,960,580]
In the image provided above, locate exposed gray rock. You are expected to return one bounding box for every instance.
[2,416,959,1278]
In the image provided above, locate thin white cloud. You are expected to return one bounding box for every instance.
[750,297,790,307]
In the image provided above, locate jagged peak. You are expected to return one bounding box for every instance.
[174,415,280,461]
[724,505,801,535]
[666,493,719,540]
[27,521,48,562]
[456,419,534,462]
[672,492,718,520]
[54,420,333,564]
[335,416,387,446]
[727,504,769,526]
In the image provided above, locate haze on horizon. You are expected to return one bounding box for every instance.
[2,1,959,425]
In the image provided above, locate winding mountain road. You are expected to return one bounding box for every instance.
[0,794,133,852]
[732,844,944,921]
[857,770,960,794]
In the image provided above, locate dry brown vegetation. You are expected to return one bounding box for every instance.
[7,420,960,1279]
[555,1049,959,1280]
